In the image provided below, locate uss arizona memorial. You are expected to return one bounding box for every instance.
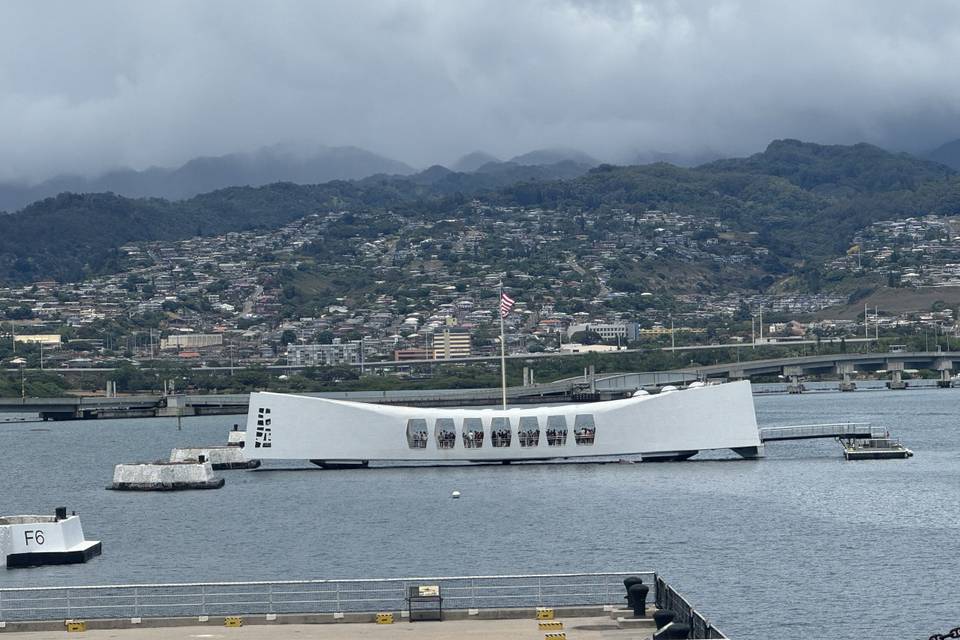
[245,380,763,464]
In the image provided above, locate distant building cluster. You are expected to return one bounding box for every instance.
[2,203,958,372]
[830,215,960,287]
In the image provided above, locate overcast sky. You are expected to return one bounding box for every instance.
[2,0,959,182]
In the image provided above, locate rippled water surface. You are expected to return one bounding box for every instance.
[1,388,958,640]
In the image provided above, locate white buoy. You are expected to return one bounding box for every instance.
[451,490,461,499]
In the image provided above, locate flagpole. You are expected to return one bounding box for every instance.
[499,283,507,410]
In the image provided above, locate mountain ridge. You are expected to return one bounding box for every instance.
[0,145,416,213]
[925,138,960,170]
[3,139,959,286]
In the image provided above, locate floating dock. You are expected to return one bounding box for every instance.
[107,461,225,491]
[842,435,913,460]
[0,508,101,569]
[760,423,913,461]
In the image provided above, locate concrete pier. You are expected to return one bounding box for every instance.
[169,446,259,470]
[108,461,224,491]
[0,510,101,568]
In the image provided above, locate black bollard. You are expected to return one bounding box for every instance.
[623,576,644,607]
[653,622,690,639]
[653,609,676,629]
[628,583,649,617]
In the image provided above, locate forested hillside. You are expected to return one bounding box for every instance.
[3,139,960,284]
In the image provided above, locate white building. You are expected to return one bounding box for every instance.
[287,341,361,367]
[566,322,639,342]
[160,333,223,350]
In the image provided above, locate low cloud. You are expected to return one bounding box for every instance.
[1,0,959,181]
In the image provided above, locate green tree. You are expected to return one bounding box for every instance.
[571,330,603,345]
[6,305,33,320]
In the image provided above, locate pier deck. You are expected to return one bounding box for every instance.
[0,616,654,639]
[0,572,723,638]
[8,615,652,639]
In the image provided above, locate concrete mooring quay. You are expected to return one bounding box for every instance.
[0,572,725,639]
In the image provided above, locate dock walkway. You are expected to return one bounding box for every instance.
[759,422,885,442]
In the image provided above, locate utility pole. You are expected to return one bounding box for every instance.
[670,315,675,351]
[874,306,879,341]
[864,303,868,338]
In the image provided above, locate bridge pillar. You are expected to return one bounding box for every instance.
[886,361,907,390]
[728,368,747,381]
[783,366,804,394]
[836,362,857,392]
[935,358,954,388]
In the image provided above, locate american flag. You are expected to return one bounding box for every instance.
[499,291,515,318]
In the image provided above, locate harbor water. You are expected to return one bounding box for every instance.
[0,387,958,640]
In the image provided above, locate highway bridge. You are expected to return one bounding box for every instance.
[0,351,955,420]
[673,350,960,392]
[0,373,632,420]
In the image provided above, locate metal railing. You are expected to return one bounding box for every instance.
[0,572,654,622]
[655,575,727,639]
